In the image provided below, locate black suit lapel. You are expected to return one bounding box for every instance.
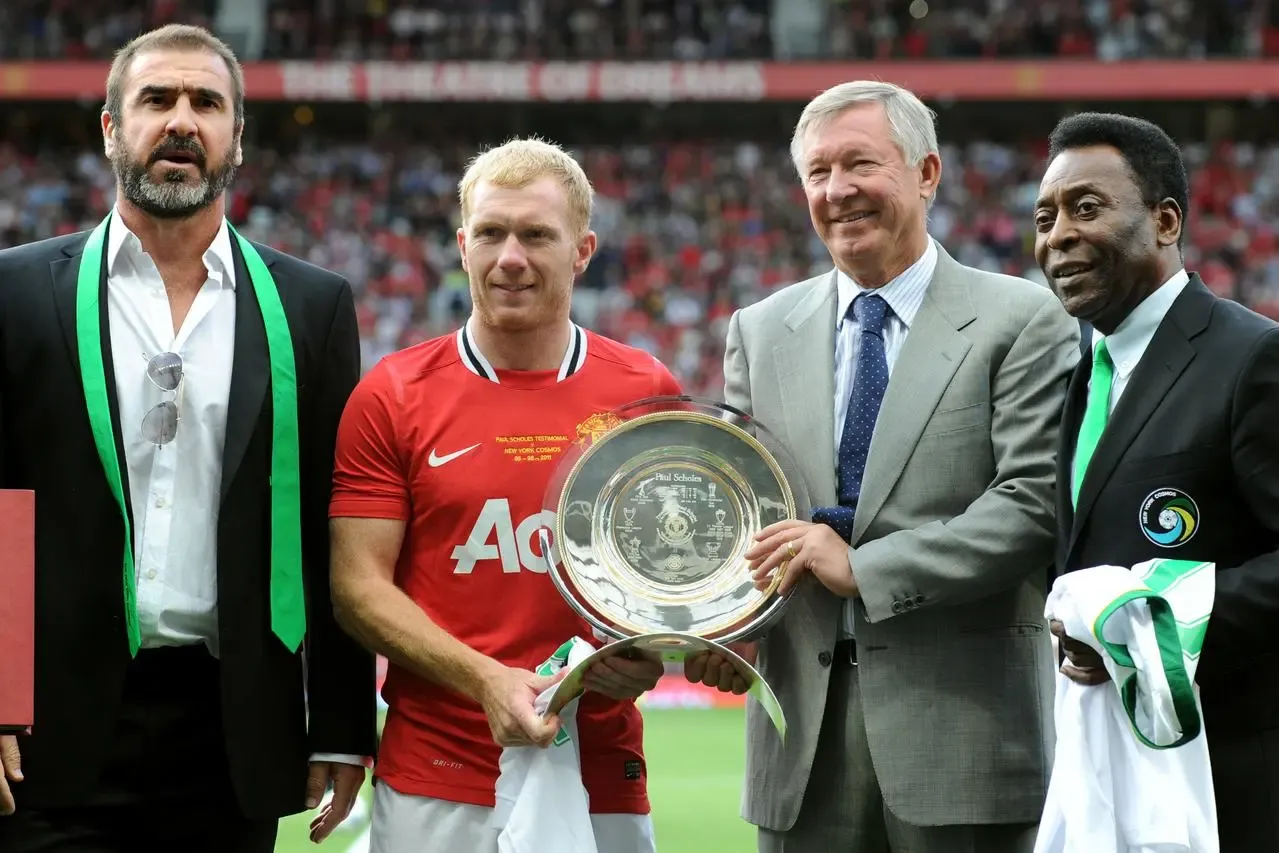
[1077,319,1093,359]
[1057,352,1091,559]
[50,236,135,529]
[1068,276,1215,556]
[220,237,272,502]
[51,253,82,374]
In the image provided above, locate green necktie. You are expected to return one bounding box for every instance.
[75,212,306,656]
[1072,337,1114,508]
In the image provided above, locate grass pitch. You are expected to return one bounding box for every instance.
[273,707,753,852]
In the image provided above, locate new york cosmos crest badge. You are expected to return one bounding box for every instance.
[1139,488,1200,548]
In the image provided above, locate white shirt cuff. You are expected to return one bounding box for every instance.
[310,752,372,768]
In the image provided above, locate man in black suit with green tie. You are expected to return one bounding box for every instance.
[0,24,376,851]
[1034,111,1279,851]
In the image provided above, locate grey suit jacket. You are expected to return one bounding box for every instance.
[725,243,1079,831]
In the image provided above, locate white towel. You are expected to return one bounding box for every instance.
[491,636,599,853]
[1035,559,1218,853]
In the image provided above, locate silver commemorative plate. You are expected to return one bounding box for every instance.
[538,396,807,645]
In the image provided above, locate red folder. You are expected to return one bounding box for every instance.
[0,490,34,734]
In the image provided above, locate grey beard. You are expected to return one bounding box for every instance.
[113,150,237,220]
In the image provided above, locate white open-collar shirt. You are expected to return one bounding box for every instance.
[106,208,364,766]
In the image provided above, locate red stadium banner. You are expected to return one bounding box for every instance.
[6,60,1277,102]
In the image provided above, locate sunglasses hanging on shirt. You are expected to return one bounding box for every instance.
[142,350,183,446]
[73,211,307,657]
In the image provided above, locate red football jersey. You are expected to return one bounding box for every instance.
[330,321,682,813]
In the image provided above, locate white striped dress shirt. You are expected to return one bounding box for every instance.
[833,238,938,451]
[833,238,937,638]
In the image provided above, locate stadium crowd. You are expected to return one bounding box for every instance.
[1,0,1274,61]
[0,132,1273,396]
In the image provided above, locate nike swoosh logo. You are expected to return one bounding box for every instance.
[428,443,481,467]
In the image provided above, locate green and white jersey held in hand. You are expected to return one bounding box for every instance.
[1036,558,1218,853]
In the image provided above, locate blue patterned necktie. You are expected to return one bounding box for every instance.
[812,293,891,542]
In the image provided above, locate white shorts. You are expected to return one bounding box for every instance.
[369,779,658,853]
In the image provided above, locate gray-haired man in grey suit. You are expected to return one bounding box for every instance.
[685,81,1079,852]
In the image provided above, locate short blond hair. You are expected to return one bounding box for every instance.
[458,137,594,237]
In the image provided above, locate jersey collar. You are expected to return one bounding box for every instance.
[456,317,587,383]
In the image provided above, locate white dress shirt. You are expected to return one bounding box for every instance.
[833,238,937,637]
[1088,268,1191,415]
[833,238,937,449]
[107,211,236,655]
[106,209,365,767]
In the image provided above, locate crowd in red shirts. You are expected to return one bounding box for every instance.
[2,0,1273,61]
[0,131,1274,395]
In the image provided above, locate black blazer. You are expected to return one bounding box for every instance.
[1056,274,1279,731]
[0,227,376,817]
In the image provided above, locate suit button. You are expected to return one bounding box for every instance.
[914,595,925,605]
[818,651,832,667]
[892,600,904,614]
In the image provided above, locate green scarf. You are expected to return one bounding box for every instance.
[75,211,305,656]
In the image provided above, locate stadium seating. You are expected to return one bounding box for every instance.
[2,0,1271,62]
[2,1,1274,396]
[0,133,1273,397]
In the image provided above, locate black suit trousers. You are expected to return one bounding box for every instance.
[1211,726,1279,851]
[0,646,276,853]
